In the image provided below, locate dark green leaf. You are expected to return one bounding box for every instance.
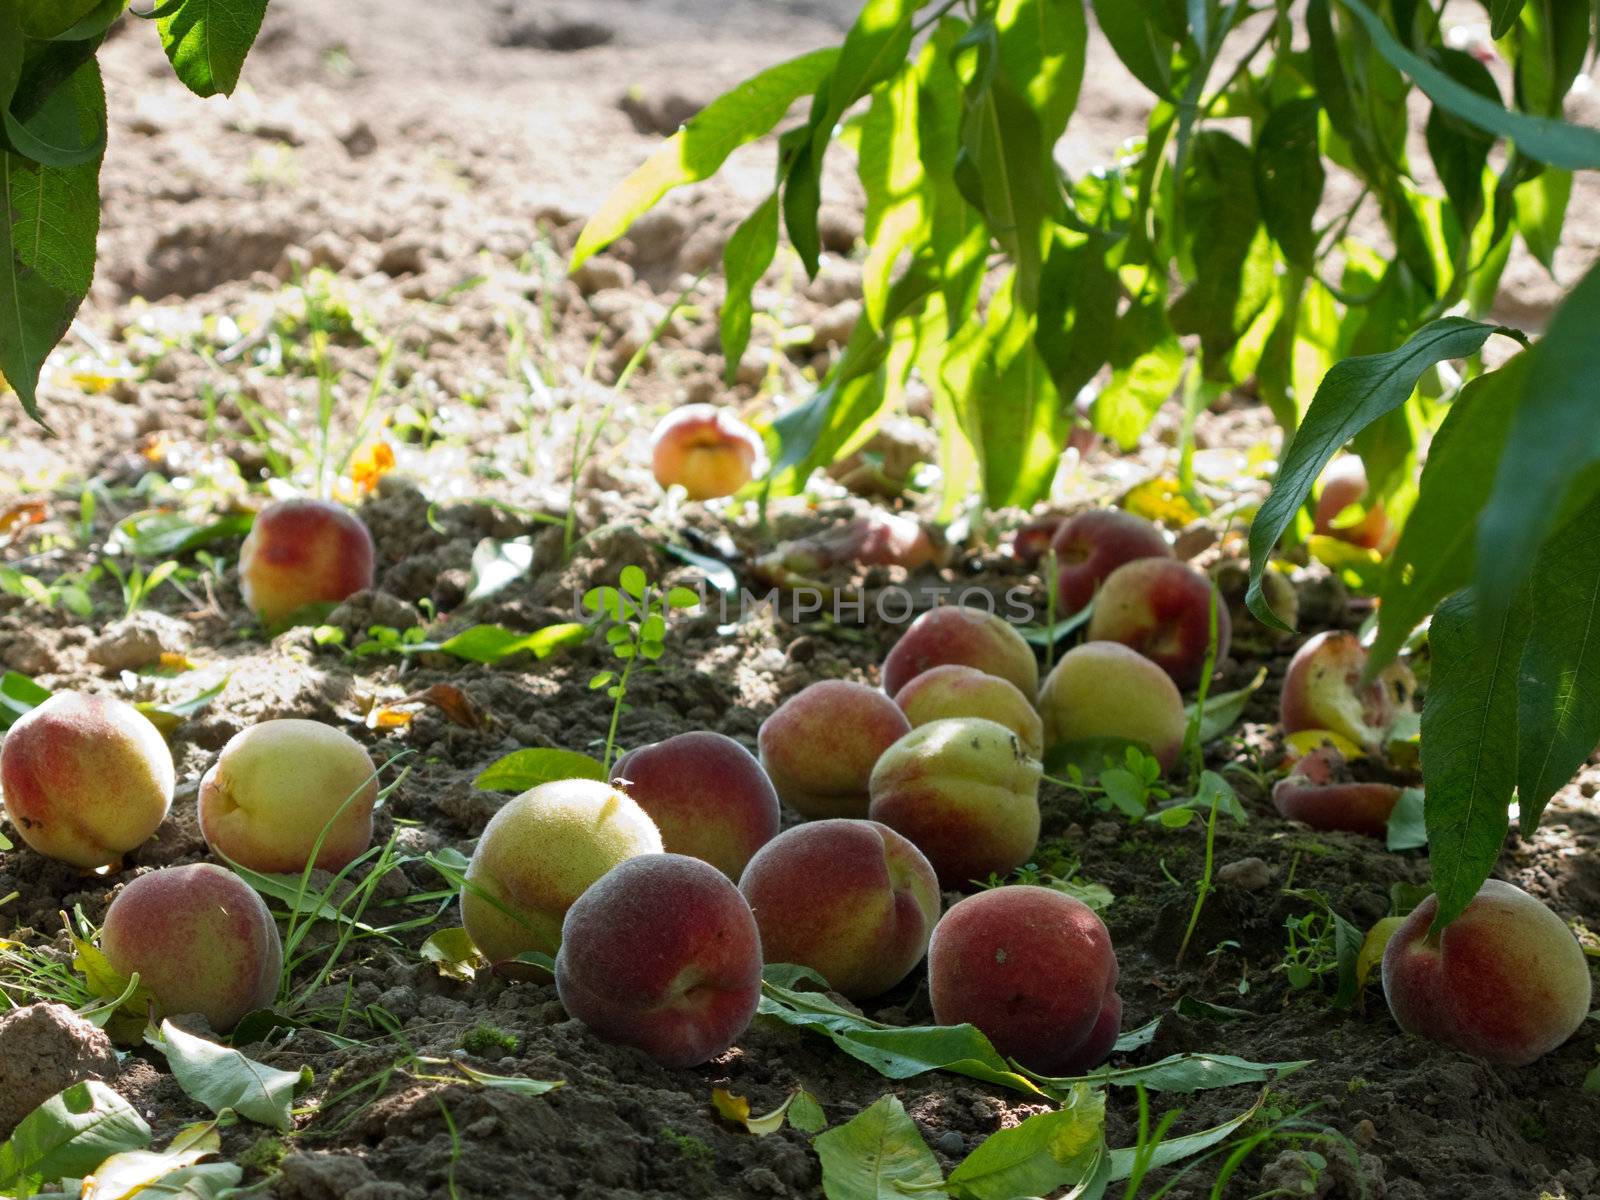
[718,194,779,384]
[474,748,606,792]
[1184,668,1268,745]
[156,0,267,97]
[1423,49,1499,237]
[0,1081,150,1192]
[0,669,50,729]
[3,59,105,167]
[1385,787,1427,851]
[1487,0,1527,37]
[1090,297,1183,451]
[1037,230,1120,423]
[108,510,254,559]
[1029,1051,1310,1095]
[996,0,1088,144]
[1090,0,1178,99]
[814,1095,947,1200]
[1255,98,1325,270]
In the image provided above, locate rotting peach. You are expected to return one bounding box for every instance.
[1271,744,1401,837]
[650,404,765,500]
[1314,456,1393,553]
[1048,509,1171,615]
[758,680,911,819]
[1381,879,1592,1066]
[1279,630,1416,752]
[1011,515,1066,567]
[738,819,940,1000]
[0,691,174,869]
[239,498,375,626]
[100,863,281,1033]
[610,731,780,880]
[1036,641,1187,772]
[894,665,1044,760]
[881,606,1039,700]
[1086,558,1230,688]
[556,853,763,1068]
[867,718,1041,889]
[199,719,378,874]
[461,778,663,964]
[929,885,1121,1075]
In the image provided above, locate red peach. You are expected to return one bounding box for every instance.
[1011,516,1066,567]
[881,606,1039,700]
[758,680,911,819]
[650,404,764,500]
[1314,456,1394,553]
[894,664,1044,759]
[1271,744,1401,837]
[738,819,940,999]
[239,498,375,626]
[610,731,780,879]
[1048,509,1172,615]
[1036,641,1187,772]
[1279,631,1416,752]
[556,853,763,1067]
[1086,558,1230,688]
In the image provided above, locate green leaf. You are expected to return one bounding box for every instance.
[1091,299,1184,451]
[970,283,1063,507]
[945,1086,1105,1200]
[1246,316,1508,629]
[1183,667,1268,745]
[1385,787,1427,851]
[718,191,780,383]
[619,564,647,600]
[0,1081,150,1192]
[447,1062,564,1096]
[14,0,105,38]
[137,676,230,737]
[1255,98,1325,270]
[814,1094,948,1200]
[79,1123,234,1200]
[996,0,1086,145]
[1029,1050,1309,1095]
[857,65,927,327]
[155,0,268,97]
[1514,167,1572,272]
[149,1020,301,1130]
[435,622,587,664]
[1105,1092,1271,1181]
[108,510,254,559]
[1420,588,1526,931]
[420,927,482,983]
[1037,229,1120,424]
[0,669,50,730]
[1090,0,1179,99]
[4,58,105,168]
[1423,49,1499,237]
[473,748,606,792]
[1488,0,1527,37]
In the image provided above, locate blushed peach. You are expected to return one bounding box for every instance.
[1049,509,1171,614]
[758,680,910,819]
[929,885,1121,1075]
[556,853,763,1067]
[1036,642,1187,772]
[100,863,281,1032]
[867,718,1041,889]
[881,606,1039,699]
[1314,456,1393,553]
[461,779,663,964]
[650,404,764,500]
[894,665,1044,759]
[1271,744,1401,837]
[1382,880,1591,1066]
[611,731,780,879]
[1086,558,1229,688]
[239,498,375,626]
[1279,631,1415,752]
[0,692,174,869]
[738,819,940,999]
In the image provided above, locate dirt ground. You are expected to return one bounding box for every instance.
[1,1,1598,1197]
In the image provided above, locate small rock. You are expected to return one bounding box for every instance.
[818,204,863,254]
[1216,856,1273,892]
[935,1131,966,1155]
[619,88,702,137]
[804,258,863,307]
[377,239,427,277]
[0,1004,119,1138]
[571,255,635,296]
[625,207,689,266]
[338,119,377,158]
[88,611,189,672]
[809,299,861,350]
[1353,1118,1377,1147]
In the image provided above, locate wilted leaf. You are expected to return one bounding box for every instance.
[1184,668,1267,745]
[1356,917,1403,994]
[713,1088,825,1136]
[369,683,486,732]
[149,1021,301,1131]
[0,497,48,545]
[81,1122,228,1199]
[444,1062,563,1097]
[421,927,483,983]
[136,677,228,738]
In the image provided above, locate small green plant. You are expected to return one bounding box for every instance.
[585,565,699,771]
[659,1128,714,1166]
[1168,772,1244,965]
[977,850,1114,912]
[1044,746,1170,820]
[1276,889,1363,1008]
[102,558,180,618]
[460,1023,520,1059]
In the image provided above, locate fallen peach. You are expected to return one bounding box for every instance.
[650,404,764,500]
[1086,558,1229,688]
[881,606,1039,700]
[1048,509,1171,615]
[739,819,940,999]
[556,853,763,1067]
[0,691,174,869]
[239,498,375,626]
[1271,744,1401,837]
[1314,456,1393,553]
[1279,631,1415,752]
[101,863,281,1033]
[1382,879,1592,1066]
[1011,515,1066,567]
[894,664,1044,759]
[758,680,911,819]
[1036,641,1187,772]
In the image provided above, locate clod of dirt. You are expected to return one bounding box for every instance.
[1215,856,1274,892]
[274,1151,424,1200]
[572,255,636,296]
[1,627,58,675]
[88,611,191,672]
[619,87,702,136]
[495,12,614,51]
[0,1003,121,1138]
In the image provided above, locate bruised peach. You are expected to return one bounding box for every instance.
[1086,558,1229,688]
[556,853,763,1067]
[1314,456,1393,553]
[1271,744,1401,837]
[867,718,1041,889]
[611,731,780,879]
[739,819,940,1000]
[881,606,1039,700]
[758,680,911,819]
[461,779,663,964]
[1049,509,1171,614]
[1036,642,1186,772]
[650,404,764,500]
[1382,880,1592,1066]
[101,863,281,1032]
[894,665,1044,759]
[1279,631,1415,752]
[199,719,377,873]
[929,885,1121,1075]
[239,498,375,626]
[0,692,174,868]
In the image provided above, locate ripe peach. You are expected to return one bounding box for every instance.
[1381,879,1592,1066]
[1049,509,1171,614]
[738,819,940,1000]
[1314,456,1393,553]
[650,404,764,500]
[610,731,780,879]
[881,606,1039,700]
[199,719,378,874]
[1279,631,1416,752]
[758,680,911,819]
[867,718,1041,888]
[239,498,375,626]
[0,692,174,869]
[929,885,1121,1075]
[894,665,1044,759]
[462,779,663,964]
[1036,641,1187,772]
[1086,558,1230,688]
[1271,744,1401,837]
[556,853,763,1067]
[100,863,281,1032]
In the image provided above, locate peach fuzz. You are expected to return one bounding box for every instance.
[101,863,281,1033]
[1048,509,1171,615]
[610,731,780,879]
[556,853,763,1067]
[738,819,940,1000]
[867,718,1041,889]
[0,691,174,869]
[462,778,662,964]
[1279,631,1415,752]
[929,885,1121,1075]
[1271,744,1400,837]
[1382,880,1592,1066]
[880,605,1039,700]
[1086,558,1230,688]
[199,719,378,873]
[1036,641,1187,772]
[239,498,375,626]
[1314,456,1394,553]
[650,404,765,500]
[758,680,910,819]
[895,664,1043,759]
